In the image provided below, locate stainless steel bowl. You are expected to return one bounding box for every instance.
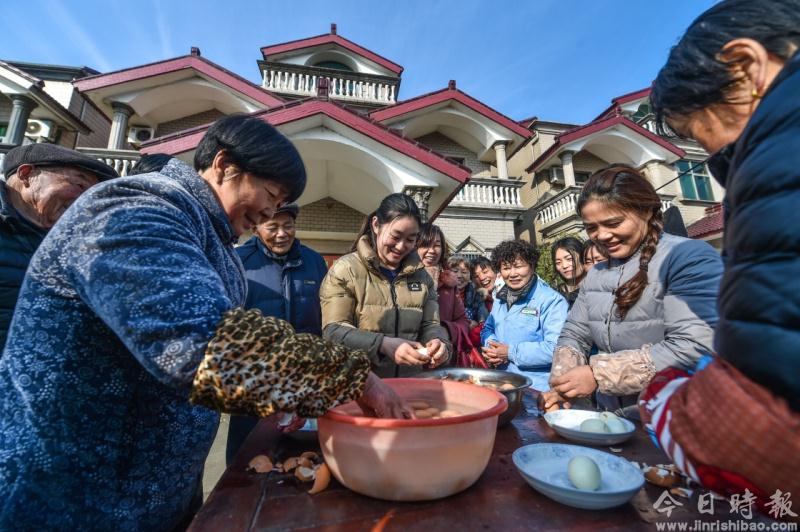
[418,368,532,427]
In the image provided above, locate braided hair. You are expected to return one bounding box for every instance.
[577,166,664,319]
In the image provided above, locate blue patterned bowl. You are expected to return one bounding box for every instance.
[512,443,644,509]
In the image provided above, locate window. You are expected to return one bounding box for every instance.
[675,160,714,201]
[575,171,590,185]
[0,124,7,141]
[314,61,353,72]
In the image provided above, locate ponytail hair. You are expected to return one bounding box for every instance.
[352,192,422,252]
[577,165,664,319]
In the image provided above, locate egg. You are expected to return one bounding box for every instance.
[567,456,602,491]
[599,411,619,422]
[580,418,609,433]
[604,417,628,434]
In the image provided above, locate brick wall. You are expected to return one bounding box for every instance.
[415,131,490,176]
[296,197,366,233]
[155,109,225,138]
[435,214,515,252]
[76,99,111,149]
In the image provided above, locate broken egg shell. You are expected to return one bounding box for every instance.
[300,451,319,463]
[670,487,693,498]
[308,463,330,494]
[298,457,314,469]
[295,466,316,482]
[282,456,300,471]
[643,466,680,488]
[247,455,274,473]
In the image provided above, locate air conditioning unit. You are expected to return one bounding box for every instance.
[127,126,155,145]
[548,166,565,184]
[25,119,56,141]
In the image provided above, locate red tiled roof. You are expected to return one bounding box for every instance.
[594,87,652,122]
[73,55,284,108]
[260,33,403,75]
[687,203,724,238]
[370,86,532,139]
[526,114,684,173]
[140,98,470,184]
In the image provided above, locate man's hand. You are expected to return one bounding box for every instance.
[482,340,509,367]
[426,338,447,368]
[537,390,571,413]
[356,373,415,419]
[550,365,598,399]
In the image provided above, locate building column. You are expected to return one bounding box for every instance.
[560,150,576,187]
[107,102,135,150]
[403,186,434,222]
[4,94,37,145]
[493,142,509,180]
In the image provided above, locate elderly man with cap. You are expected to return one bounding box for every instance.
[0,143,117,350]
[225,202,328,463]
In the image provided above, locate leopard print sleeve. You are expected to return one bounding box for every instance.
[190,308,371,418]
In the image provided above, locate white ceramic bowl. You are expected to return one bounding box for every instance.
[512,443,644,510]
[543,410,636,445]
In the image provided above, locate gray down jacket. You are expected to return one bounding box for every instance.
[558,233,723,372]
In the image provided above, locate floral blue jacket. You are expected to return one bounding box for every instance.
[0,159,245,530]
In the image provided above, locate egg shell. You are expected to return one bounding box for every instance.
[567,456,602,491]
[605,418,628,434]
[580,418,610,434]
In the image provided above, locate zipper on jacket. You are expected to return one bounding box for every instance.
[390,279,400,378]
[606,264,627,352]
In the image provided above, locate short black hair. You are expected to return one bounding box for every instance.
[471,256,494,273]
[491,240,540,272]
[652,0,800,136]
[130,153,172,175]
[194,114,306,203]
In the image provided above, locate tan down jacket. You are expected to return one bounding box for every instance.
[320,235,450,378]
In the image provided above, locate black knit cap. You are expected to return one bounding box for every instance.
[3,143,118,181]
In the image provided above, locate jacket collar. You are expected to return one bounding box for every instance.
[356,234,424,278]
[0,180,46,236]
[256,237,303,267]
[160,158,237,246]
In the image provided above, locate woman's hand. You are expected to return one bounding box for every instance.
[482,340,509,367]
[381,336,428,366]
[426,339,447,368]
[357,373,415,419]
[537,390,571,413]
[550,365,598,399]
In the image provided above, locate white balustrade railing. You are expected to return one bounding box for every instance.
[536,185,677,227]
[263,68,397,104]
[76,147,140,176]
[451,179,523,208]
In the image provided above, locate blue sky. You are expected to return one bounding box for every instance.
[3,0,716,124]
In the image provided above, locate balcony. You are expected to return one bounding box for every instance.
[449,178,524,210]
[535,185,675,238]
[261,62,399,106]
[76,147,140,176]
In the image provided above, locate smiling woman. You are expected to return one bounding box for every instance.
[320,193,452,378]
[540,166,723,418]
[0,114,412,530]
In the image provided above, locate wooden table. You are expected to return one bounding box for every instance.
[189,392,765,531]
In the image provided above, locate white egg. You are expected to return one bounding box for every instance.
[605,417,628,434]
[580,418,609,433]
[567,456,602,490]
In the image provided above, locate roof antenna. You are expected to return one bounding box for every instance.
[331,23,337,35]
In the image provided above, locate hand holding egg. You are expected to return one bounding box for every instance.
[424,339,447,367]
